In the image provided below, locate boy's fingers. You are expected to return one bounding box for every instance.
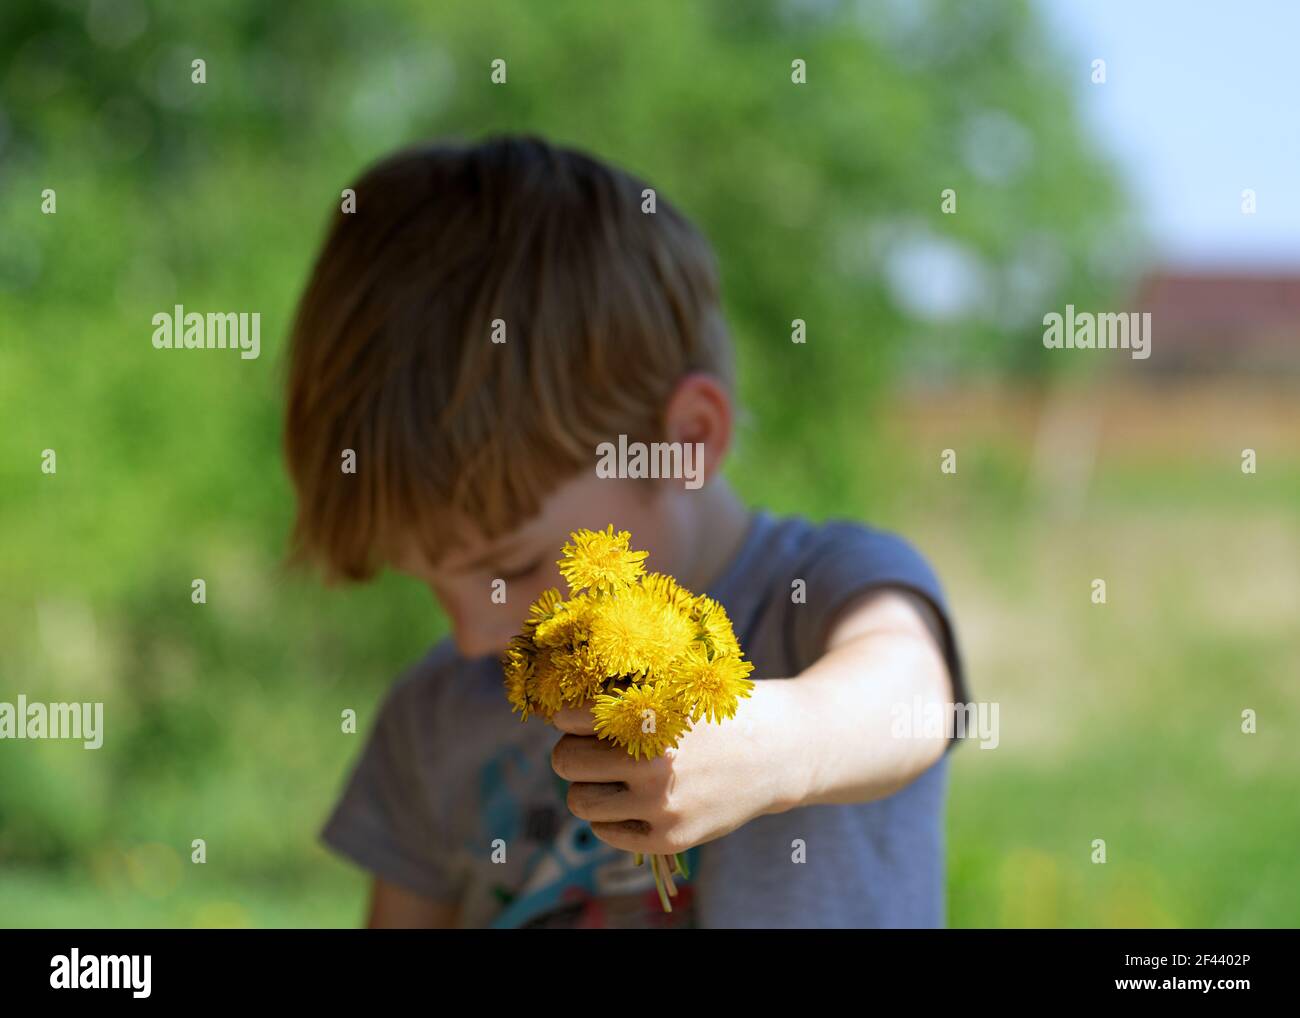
[566,781,639,824]
[551,701,597,735]
[551,734,638,783]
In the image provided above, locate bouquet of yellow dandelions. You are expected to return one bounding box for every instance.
[501,524,755,911]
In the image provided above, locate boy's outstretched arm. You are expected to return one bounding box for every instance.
[551,587,955,855]
[781,587,955,807]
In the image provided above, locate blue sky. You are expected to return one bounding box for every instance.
[1039,0,1300,269]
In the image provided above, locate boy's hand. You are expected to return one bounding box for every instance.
[547,683,803,855]
[547,590,954,853]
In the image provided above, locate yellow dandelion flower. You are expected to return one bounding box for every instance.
[502,636,535,721]
[528,649,566,718]
[673,645,756,724]
[642,572,696,614]
[588,583,696,678]
[691,595,741,659]
[523,588,564,634]
[549,643,606,706]
[592,682,692,760]
[557,525,648,594]
[533,593,593,649]
[502,526,755,914]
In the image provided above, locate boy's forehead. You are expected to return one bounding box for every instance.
[396,473,634,572]
[447,523,530,566]
[400,508,544,573]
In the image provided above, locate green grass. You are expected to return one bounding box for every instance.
[0,867,361,929]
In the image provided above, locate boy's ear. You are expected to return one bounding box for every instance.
[662,372,734,484]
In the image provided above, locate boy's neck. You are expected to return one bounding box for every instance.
[674,480,754,596]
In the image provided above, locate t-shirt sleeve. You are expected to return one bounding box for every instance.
[788,520,968,711]
[319,673,462,904]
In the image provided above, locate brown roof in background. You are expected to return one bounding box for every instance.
[1136,271,1300,334]
[1130,271,1300,368]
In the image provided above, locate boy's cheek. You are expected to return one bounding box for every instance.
[442,592,540,659]
[447,613,516,658]
[434,572,560,658]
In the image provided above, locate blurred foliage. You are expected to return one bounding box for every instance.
[11,0,1268,930]
[0,0,1134,514]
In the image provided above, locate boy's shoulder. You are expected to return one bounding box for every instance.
[384,639,463,701]
[726,509,952,613]
[726,509,964,698]
[736,510,944,582]
[375,640,506,741]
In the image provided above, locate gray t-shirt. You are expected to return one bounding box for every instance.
[320,509,967,928]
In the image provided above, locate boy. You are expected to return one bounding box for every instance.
[284,135,966,928]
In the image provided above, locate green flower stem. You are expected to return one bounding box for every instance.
[650,853,672,912]
[661,855,678,898]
